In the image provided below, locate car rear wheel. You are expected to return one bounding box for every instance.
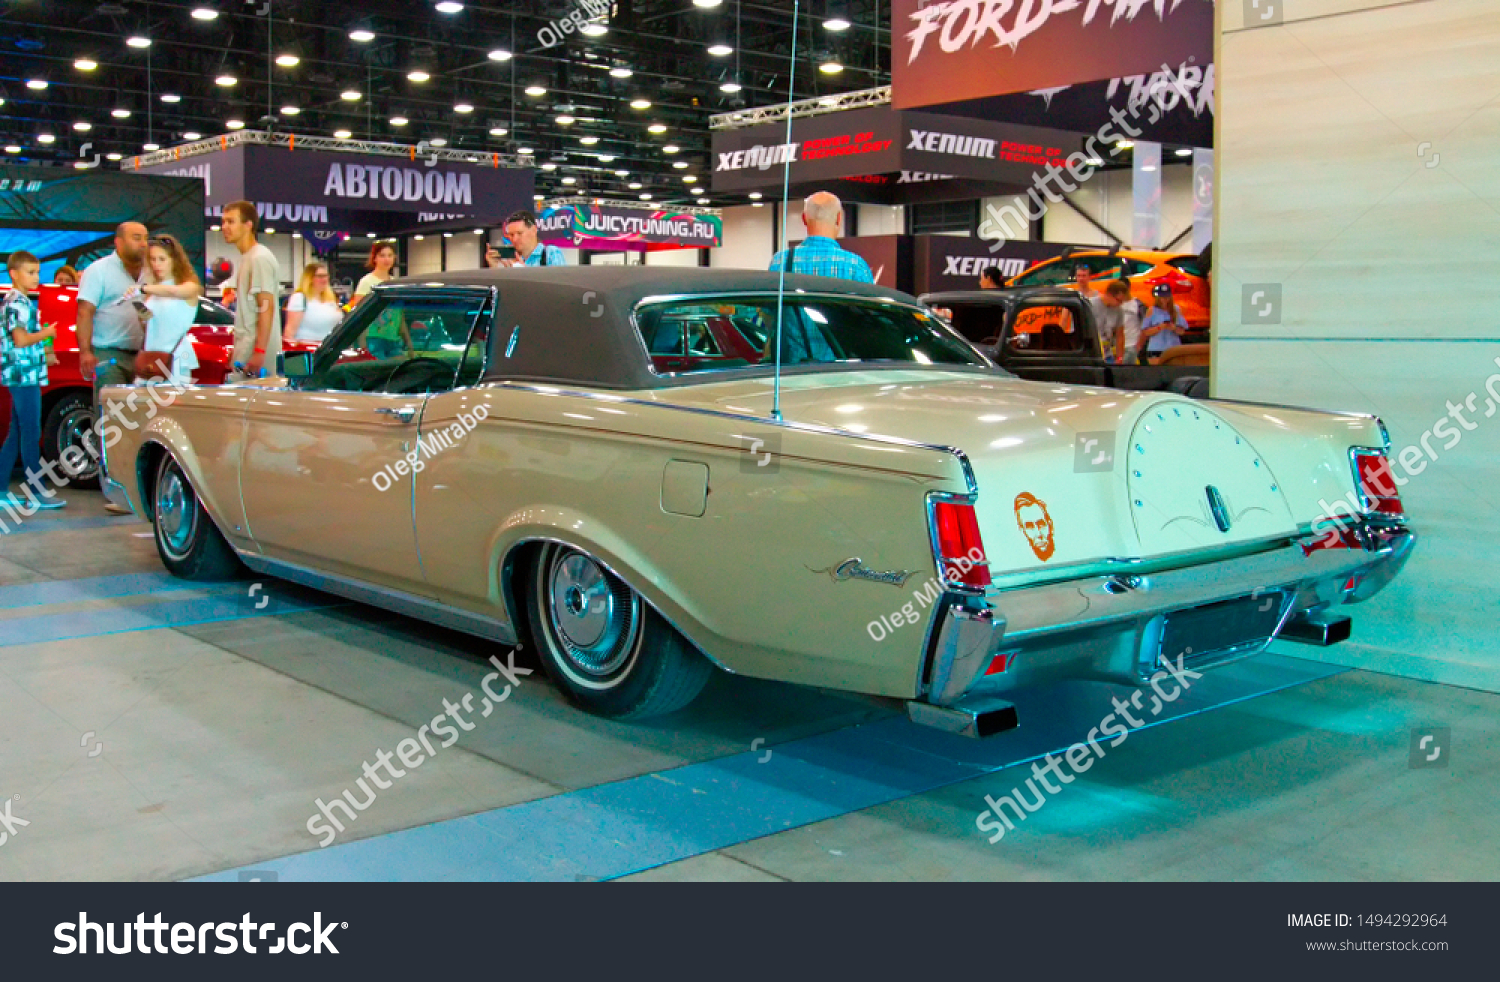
[527,543,712,719]
[42,392,100,488]
[152,455,243,581]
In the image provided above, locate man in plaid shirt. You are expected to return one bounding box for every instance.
[769,192,875,284]
[1,251,66,510]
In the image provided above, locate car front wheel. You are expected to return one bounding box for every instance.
[528,543,712,719]
[152,455,243,581]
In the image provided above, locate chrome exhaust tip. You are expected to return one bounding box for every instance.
[907,695,1019,738]
[1281,610,1352,646]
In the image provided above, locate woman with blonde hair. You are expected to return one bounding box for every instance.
[285,261,344,343]
[130,234,201,384]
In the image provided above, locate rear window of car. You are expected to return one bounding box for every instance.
[634,295,986,376]
[1168,257,1205,278]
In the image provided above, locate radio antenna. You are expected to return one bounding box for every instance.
[770,0,800,423]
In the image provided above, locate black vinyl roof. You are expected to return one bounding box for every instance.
[393,266,923,390]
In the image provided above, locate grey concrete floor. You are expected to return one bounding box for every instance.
[0,492,1493,881]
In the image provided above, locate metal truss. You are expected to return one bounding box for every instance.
[127,130,528,170]
[709,86,892,130]
[542,196,722,217]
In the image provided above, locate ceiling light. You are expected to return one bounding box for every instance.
[1175,147,1193,156]
[227,118,245,129]
[707,44,733,56]
[693,0,723,7]
[1117,140,1135,149]
[627,181,642,189]
[639,193,652,200]
[414,234,425,241]
[489,127,508,137]
[518,146,534,155]
[442,232,452,238]
[629,98,651,110]
[408,70,431,83]
[161,93,182,103]
[73,121,92,132]
[488,49,512,61]
[721,81,743,93]
[580,23,608,36]
[182,131,202,140]
[215,75,237,87]
[561,176,576,185]
[614,169,628,176]
[281,105,300,116]
[349,29,376,42]
[663,144,680,154]
[751,201,764,208]
[697,197,709,204]
[390,116,408,127]
[683,174,697,182]
[276,54,300,67]
[429,137,448,147]
[534,194,544,201]
[5,145,22,154]
[143,142,159,151]
[819,60,843,74]
[647,123,667,134]
[540,162,557,171]
[1085,157,1103,166]
[26,80,48,91]
[472,229,484,235]
[436,1,465,12]
[191,7,220,20]
[341,90,361,101]
[818,96,838,106]
[334,129,353,139]
[1141,165,1157,172]
[75,162,91,170]
[609,66,633,78]
[524,85,547,97]
[555,114,575,125]
[107,152,123,161]
[112,108,132,119]
[672,161,688,169]
[579,135,599,145]
[748,191,762,200]
[454,102,474,113]
[38,134,56,144]
[74,58,98,71]
[824,17,851,30]
[127,36,152,48]
[596,153,614,162]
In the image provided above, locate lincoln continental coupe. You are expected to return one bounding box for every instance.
[101,269,1413,735]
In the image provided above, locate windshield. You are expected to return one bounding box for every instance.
[635,295,987,376]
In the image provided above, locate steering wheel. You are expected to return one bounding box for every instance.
[380,357,450,394]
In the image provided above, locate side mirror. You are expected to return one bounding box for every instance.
[282,350,313,379]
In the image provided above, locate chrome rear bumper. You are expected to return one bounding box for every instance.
[918,522,1414,710]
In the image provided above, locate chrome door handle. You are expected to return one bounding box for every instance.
[375,406,418,423]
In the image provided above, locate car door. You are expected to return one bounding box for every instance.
[996,296,1107,386]
[239,287,492,593]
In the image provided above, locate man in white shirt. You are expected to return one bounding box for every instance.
[77,222,149,399]
[220,201,281,378]
[1095,279,1145,365]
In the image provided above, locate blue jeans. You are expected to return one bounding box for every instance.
[0,385,43,495]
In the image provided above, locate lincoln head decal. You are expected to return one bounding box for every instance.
[1014,492,1055,562]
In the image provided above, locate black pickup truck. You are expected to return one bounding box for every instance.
[920,287,1211,397]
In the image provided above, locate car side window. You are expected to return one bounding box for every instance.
[297,292,490,395]
[1005,300,1086,354]
[1169,257,1204,278]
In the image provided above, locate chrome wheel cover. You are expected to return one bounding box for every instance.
[57,407,100,482]
[545,548,641,686]
[155,465,198,561]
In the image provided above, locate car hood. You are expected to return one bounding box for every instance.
[657,370,1312,575]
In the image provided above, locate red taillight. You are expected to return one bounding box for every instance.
[932,500,991,589]
[1353,450,1403,517]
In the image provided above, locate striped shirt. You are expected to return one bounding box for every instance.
[769,236,874,284]
[1,289,47,388]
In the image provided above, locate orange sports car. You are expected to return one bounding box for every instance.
[1005,249,1211,330]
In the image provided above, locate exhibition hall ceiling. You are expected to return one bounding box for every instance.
[0,0,889,207]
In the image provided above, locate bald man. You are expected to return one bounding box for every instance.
[769,192,874,284]
[77,221,150,389]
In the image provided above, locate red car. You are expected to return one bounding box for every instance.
[0,284,315,487]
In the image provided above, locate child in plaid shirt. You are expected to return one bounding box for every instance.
[1,251,66,509]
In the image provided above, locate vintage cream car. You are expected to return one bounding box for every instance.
[102,268,1414,735]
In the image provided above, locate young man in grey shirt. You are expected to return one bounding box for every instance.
[220,200,281,378]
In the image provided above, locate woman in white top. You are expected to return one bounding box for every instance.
[351,241,397,307]
[133,234,201,386]
[284,262,344,343]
